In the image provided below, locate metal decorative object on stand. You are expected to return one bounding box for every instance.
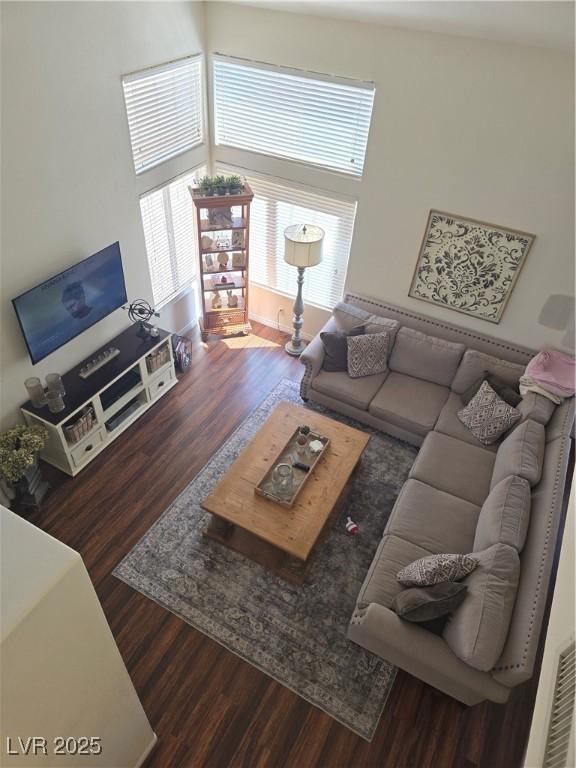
[125,299,160,337]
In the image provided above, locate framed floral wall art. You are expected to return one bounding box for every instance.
[409,210,535,324]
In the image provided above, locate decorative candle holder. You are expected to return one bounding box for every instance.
[25,377,47,408]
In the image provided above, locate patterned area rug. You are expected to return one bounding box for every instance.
[114,378,418,740]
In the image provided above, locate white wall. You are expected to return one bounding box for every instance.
[1,507,156,766]
[206,3,574,350]
[0,1,206,429]
[523,480,575,768]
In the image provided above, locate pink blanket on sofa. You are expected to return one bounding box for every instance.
[524,349,576,398]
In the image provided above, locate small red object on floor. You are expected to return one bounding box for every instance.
[345,516,359,536]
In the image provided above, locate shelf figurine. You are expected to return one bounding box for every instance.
[211,291,222,309]
[217,252,229,270]
[227,290,238,308]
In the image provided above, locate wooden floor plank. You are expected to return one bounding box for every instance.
[21,322,566,768]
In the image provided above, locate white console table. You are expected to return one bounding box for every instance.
[21,326,177,477]
[0,507,157,766]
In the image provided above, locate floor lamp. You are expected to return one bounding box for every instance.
[283,224,324,356]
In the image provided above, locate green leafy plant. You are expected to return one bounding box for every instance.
[199,175,213,195]
[0,424,48,483]
[226,174,243,193]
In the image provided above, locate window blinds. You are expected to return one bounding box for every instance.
[140,167,205,307]
[213,56,375,177]
[218,167,356,310]
[123,56,204,174]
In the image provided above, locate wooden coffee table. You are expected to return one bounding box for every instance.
[201,401,369,584]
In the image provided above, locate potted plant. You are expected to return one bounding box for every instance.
[213,175,227,196]
[0,424,49,509]
[199,175,214,197]
[227,175,243,195]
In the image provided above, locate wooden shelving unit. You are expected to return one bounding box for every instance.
[190,183,254,341]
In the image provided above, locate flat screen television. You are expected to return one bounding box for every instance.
[12,242,127,365]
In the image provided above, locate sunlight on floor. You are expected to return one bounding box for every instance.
[219,334,282,350]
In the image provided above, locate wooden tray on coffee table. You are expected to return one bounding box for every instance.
[254,428,330,508]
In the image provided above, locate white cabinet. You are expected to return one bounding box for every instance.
[21,328,177,477]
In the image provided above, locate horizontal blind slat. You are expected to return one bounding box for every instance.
[219,165,356,310]
[213,57,374,177]
[122,54,204,175]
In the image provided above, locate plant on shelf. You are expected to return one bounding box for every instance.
[0,423,47,481]
[227,174,243,194]
[199,175,214,197]
[197,175,245,197]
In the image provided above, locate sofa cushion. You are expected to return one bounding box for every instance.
[490,419,545,489]
[386,479,480,554]
[320,325,364,372]
[332,301,400,343]
[474,475,531,553]
[435,392,499,452]
[369,373,449,436]
[311,370,388,411]
[462,372,522,407]
[409,432,496,506]
[392,583,468,623]
[452,349,526,395]
[443,543,520,672]
[347,333,390,378]
[517,392,557,427]
[356,534,433,609]
[388,327,465,387]
[398,553,478,587]
[457,381,521,445]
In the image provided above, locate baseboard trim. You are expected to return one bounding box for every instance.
[135,732,158,768]
[249,312,313,341]
[177,318,198,336]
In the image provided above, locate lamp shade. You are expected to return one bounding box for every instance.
[284,224,324,268]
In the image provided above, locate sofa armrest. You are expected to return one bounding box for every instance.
[299,316,339,399]
[348,603,511,706]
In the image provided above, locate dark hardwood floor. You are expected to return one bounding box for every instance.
[25,322,562,768]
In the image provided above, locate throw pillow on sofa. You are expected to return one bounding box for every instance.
[490,419,545,489]
[347,332,390,378]
[443,543,520,672]
[461,371,522,407]
[397,553,478,586]
[320,325,365,372]
[392,582,468,623]
[473,475,531,552]
[458,381,521,445]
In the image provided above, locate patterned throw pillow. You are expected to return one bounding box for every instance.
[458,381,521,445]
[347,333,390,378]
[397,553,478,587]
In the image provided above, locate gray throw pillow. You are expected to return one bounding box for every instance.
[347,332,390,378]
[458,381,521,445]
[397,553,478,587]
[320,325,364,372]
[462,371,522,407]
[392,582,468,622]
[474,475,531,553]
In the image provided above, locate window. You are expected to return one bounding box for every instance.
[123,56,204,174]
[140,167,205,307]
[219,167,356,310]
[213,55,375,177]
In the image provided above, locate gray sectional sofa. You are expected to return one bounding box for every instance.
[300,293,574,705]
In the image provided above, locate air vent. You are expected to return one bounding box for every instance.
[543,640,575,768]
